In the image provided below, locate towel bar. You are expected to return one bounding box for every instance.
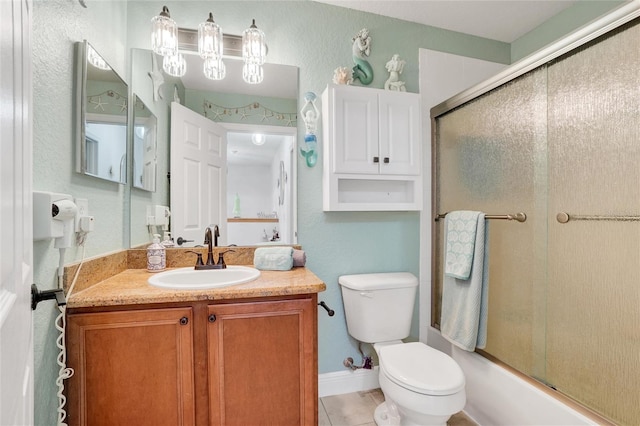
[435,212,527,222]
[556,212,640,223]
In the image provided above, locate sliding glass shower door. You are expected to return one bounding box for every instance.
[433,18,640,425]
[545,21,640,424]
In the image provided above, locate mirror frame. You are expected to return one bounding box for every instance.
[76,40,129,184]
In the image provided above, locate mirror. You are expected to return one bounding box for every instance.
[130,48,298,247]
[76,41,128,184]
[132,95,157,191]
[225,127,296,246]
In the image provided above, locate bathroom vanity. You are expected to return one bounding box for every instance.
[64,260,325,426]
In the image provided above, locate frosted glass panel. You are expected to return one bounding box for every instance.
[546,22,640,425]
[434,68,548,376]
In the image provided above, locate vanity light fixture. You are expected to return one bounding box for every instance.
[86,44,111,71]
[252,133,265,146]
[242,19,266,84]
[151,8,267,84]
[151,6,178,57]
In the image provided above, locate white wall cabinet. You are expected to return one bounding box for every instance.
[322,84,422,211]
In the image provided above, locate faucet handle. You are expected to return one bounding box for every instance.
[216,250,235,269]
[186,250,204,267]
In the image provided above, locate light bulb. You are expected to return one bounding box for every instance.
[151,6,178,57]
[163,53,186,77]
[198,12,223,60]
[203,57,226,80]
[242,62,263,85]
[242,19,266,66]
[252,133,265,146]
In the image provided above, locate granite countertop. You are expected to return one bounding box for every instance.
[67,267,326,308]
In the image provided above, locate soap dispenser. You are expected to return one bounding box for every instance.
[147,234,166,272]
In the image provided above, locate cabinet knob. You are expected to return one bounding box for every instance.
[180,316,189,325]
[208,314,217,323]
[373,156,379,163]
[383,157,390,164]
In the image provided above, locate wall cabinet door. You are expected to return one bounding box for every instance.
[66,307,196,426]
[378,91,421,176]
[207,297,317,426]
[332,86,379,174]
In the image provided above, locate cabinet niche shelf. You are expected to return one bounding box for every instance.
[227,218,278,223]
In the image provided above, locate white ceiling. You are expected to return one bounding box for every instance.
[227,132,291,166]
[314,0,580,43]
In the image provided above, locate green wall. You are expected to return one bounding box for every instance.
[32,1,618,424]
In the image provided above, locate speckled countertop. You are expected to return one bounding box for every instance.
[64,247,325,309]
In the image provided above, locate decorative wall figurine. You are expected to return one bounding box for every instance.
[333,66,353,85]
[351,28,373,85]
[299,92,319,167]
[384,54,407,91]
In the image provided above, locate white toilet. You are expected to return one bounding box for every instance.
[339,272,466,426]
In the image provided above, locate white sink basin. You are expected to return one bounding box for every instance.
[148,266,261,290]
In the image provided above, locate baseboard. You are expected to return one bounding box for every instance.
[318,367,380,398]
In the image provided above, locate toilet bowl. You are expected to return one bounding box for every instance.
[338,272,467,426]
[373,342,465,426]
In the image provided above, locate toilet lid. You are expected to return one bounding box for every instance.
[379,342,465,396]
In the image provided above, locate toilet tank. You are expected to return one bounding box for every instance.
[339,272,418,343]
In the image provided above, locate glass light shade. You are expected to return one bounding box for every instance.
[203,57,226,80]
[163,53,186,77]
[242,19,266,66]
[242,62,264,84]
[151,6,178,57]
[87,45,111,70]
[198,12,223,60]
[252,133,265,146]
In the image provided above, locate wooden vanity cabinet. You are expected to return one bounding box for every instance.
[207,298,317,425]
[66,295,318,426]
[65,307,196,426]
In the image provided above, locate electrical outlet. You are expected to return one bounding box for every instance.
[74,198,89,232]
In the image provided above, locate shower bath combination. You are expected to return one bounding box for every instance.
[432,15,640,425]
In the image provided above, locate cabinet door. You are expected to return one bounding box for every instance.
[332,86,380,174]
[207,297,317,426]
[66,308,196,426]
[378,91,421,175]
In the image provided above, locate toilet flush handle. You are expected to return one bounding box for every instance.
[359,292,374,298]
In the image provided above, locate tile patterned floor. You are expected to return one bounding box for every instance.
[319,389,477,426]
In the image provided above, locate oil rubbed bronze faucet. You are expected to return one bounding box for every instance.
[196,226,225,270]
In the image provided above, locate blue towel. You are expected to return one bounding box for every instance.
[445,211,481,279]
[441,212,489,351]
[253,247,294,271]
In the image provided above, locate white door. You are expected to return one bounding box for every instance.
[378,91,421,176]
[0,0,34,424]
[170,102,227,247]
[331,85,379,175]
